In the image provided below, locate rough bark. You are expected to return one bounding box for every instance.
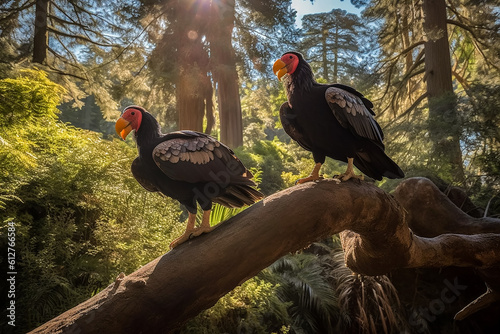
[422,0,464,181]
[209,0,243,148]
[29,178,500,334]
[333,22,338,83]
[33,0,48,64]
[174,0,212,133]
[423,0,453,98]
[321,28,329,82]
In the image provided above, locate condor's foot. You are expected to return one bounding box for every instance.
[169,210,216,248]
[334,171,364,182]
[296,175,324,184]
[170,212,197,249]
[191,226,214,237]
[334,157,364,182]
[191,210,213,237]
[169,233,191,249]
[296,162,324,184]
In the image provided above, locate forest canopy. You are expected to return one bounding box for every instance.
[1,0,499,333]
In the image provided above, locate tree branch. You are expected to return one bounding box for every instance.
[47,26,117,47]
[29,178,500,333]
[455,287,500,321]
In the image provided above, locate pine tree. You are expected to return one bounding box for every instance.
[365,0,500,183]
[301,9,364,83]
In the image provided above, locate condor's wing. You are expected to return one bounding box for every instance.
[152,131,253,186]
[325,86,384,149]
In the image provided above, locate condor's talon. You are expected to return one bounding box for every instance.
[191,226,213,237]
[334,173,364,182]
[295,175,324,184]
[169,233,191,249]
[296,162,323,184]
[169,212,197,249]
[334,172,364,182]
[334,157,364,182]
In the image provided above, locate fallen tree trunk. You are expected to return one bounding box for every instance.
[30,177,500,334]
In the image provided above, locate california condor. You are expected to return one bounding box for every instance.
[272,52,404,182]
[115,106,263,248]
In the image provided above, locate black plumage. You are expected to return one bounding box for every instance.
[115,106,263,248]
[273,52,404,181]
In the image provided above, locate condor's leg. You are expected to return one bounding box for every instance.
[296,152,326,184]
[296,162,324,184]
[170,212,197,249]
[191,210,213,237]
[335,157,364,182]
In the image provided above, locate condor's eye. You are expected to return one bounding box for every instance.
[131,112,135,115]
[289,56,293,59]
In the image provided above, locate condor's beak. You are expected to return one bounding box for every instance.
[115,117,132,140]
[273,59,288,81]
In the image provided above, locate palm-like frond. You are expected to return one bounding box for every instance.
[332,251,405,334]
[196,203,246,226]
[21,274,79,328]
[265,251,340,334]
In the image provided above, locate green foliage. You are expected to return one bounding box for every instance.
[0,69,65,127]
[459,84,500,216]
[0,69,66,208]
[265,251,340,334]
[197,202,246,227]
[58,95,115,135]
[240,79,290,146]
[181,277,290,334]
[0,70,181,331]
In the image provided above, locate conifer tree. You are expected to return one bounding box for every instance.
[301,9,364,83]
[365,0,500,183]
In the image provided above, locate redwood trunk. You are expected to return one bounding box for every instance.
[333,22,339,82]
[423,0,453,98]
[422,0,464,181]
[209,0,243,148]
[321,28,329,81]
[33,0,48,64]
[175,0,210,132]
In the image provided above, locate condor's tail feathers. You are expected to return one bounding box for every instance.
[354,149,405,181]
[214,184,264,208]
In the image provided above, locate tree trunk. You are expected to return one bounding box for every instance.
[321,28,329,82]
[400,7,415,102]
[33,0,48,64]
[175,0,211,133]
[209,0,243,148]
[176,63,205,132]
[29,178,500,334]
[333,22,339,82]
[423,0,453,98]
[422,0,464,182]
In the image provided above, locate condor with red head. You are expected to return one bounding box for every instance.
[115,106,263,248]
[273,52,404,182]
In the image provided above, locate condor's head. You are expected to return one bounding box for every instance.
[272,52,303,81]
[115,106,144,140]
